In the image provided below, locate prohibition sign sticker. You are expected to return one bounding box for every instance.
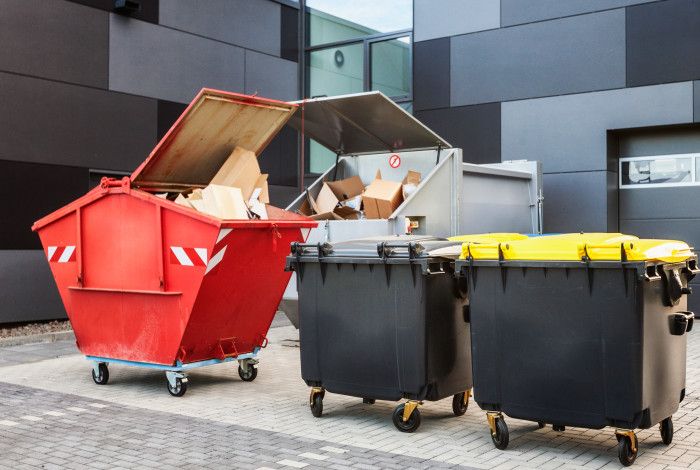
[389,154,401,168]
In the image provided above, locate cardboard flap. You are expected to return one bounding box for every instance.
[132,89,297,189]
[287,91,450,155]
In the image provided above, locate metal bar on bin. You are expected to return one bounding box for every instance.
[155,205,165,291]
[76,207,83,287]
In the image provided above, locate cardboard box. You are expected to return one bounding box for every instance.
[299,176,364,220]
[202,184,249,219]
[402,170,421,199]
[362,175,403,219]
[211,147,261,200]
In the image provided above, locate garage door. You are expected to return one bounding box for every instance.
[619,153,700,312]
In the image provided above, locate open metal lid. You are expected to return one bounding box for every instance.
[131,88,297,189]
[288,91,451,155]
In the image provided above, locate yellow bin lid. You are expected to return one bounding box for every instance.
[449,233,528,260]
[462,233,694,263]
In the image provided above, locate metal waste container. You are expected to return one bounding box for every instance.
[280,91,543,327]
[286,236,472,432]
[455,233,697,465]
[32,89,316,396]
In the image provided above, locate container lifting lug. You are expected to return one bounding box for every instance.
[487,411,503,437]
[402,400,421,422]
[615,429,637,453]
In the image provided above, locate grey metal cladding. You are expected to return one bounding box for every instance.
[450,10,625,107]
[0,72,156,171]
[413,38,450,111]
[501,83,694,173]
[695,81,700,122]
[159,0,281,56]
[259,126,298,187]
[542,171,613,232]
[619,218,700,254]
[109,14,245,103]
[501,0,656,27]
[414,0,499,42]
[627,0,700,87]
[617,126,700,158]
[244,51,298,101]
[0,0,108,88]
[0,251,66,323]
[620,187,700,220]
[415,104,500,164]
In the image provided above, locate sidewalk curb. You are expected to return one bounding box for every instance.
[0,330,75,347]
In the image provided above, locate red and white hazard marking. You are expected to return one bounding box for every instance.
[47,246,76,263]
[389,154,401,168]
[300,227,311,242]
[170,247,208,267]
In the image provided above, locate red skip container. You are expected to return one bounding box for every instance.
[32,89,316,396]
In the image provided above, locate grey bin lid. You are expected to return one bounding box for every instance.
[287,92,451,155]
[320,236,461,260]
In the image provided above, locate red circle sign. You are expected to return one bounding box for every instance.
[389,154,401,168]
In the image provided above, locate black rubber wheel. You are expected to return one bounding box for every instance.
[238,364,258,382]
[392,404,421,433]
[491,417,509,450]
[452,392,469,416]
[660,417,673,445]
[310,393,323,418]
[537,421,545,429]
[91,363,109,385]
[363,398,375,404]
[166,377,187,397]
[617,435,637,467]
[552,424,565,432]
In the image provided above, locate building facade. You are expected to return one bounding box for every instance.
[2,0,700,322]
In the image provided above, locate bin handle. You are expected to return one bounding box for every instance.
[377,242,424,260]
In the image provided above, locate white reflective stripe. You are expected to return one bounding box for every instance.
[47,246,57,261]
[58,246,75,263]
[300,228,311,241]
[170,246,193,266]
[216,228,232,244]
[205,246,227,274]
[194,248,208,265]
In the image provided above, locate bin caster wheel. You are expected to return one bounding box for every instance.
[363,398,375,404]
[392,403,421,433]
[488,415,509,450]
[617,433,638,467]
[660,417,673,445]
[310,391,323,418]
[552,424,565,432]
[452,391,470,416]
[166,377,187,397]
[537,421,545,429]
[238,364,257,382]
[91,363,109,385]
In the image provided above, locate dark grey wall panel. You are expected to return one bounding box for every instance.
[415,104,500,164]
[694,81,700,122]
[259,126,298,187]
[0,160,88,250]
[620,218,700,254]
[269,184,300,207]
[502,0,656,27]
[244,51,298,101]
[502,83,694,173]
[0,0,108,88]
[159,0,281,56]
[66,0,159,24]
[109,15,245,103]
[618,126,700,158]
[451,10,625,106]
[620,186,700,220]
[280,4,299,62]
[157,100,187,141]
[413,38,450,111]
[0,72,157,171]
[627,0,700,87]
[0,251,67,324]
[543,171,614,232]
[414,0,499,42]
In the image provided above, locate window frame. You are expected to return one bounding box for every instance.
[619,153,700,189]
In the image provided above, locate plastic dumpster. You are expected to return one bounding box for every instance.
[32,89,316,396]
[455,233,697,465]
[287,235,474,432]
[280,91,543,328]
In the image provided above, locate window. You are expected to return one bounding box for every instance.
[303,0,413,173]
[619,154,698,188]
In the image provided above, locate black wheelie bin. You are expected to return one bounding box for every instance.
[455,233,697,466]
[286,236,472,432]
